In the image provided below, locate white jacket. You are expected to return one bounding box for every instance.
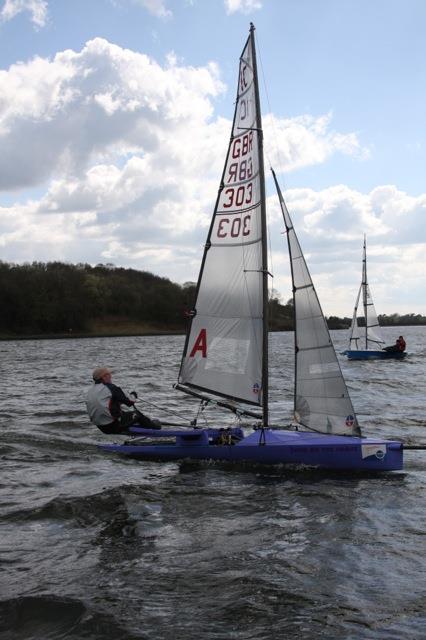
[86,381,133,426]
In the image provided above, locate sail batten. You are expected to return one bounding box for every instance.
[179,382,262,407]
[175,383,263,416]
[298,344,337,352]
[178,26,267,412]
[272,168,360,437]
[210,238,260,248]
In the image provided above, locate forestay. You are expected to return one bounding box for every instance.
[272,169,361,437]
[178,27,265,407]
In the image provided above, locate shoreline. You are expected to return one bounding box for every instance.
[1,324,422,342]
[0,330,186,341]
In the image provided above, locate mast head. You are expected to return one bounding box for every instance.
[250,22,255,33]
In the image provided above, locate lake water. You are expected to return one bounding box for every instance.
[1,326,425,639]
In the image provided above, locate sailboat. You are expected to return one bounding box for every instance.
[344,237,407,360]
[99,25,403,471]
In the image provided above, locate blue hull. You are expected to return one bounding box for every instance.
[98,428,403,472]
[344,350,407,361]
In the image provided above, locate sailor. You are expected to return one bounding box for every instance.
[85,367,160,434]
[397,336,406,351]
[383,335,406,353]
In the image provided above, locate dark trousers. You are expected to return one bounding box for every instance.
[97,410,159,434]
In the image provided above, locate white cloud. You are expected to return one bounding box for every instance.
[224,0,262,15]
[0,38,366,208]
[0,38,225,191]
[0,39,366,197]
[267,184,426,315]
[0,0,47,28]
[264,113,369,172]
[0,38,424,315]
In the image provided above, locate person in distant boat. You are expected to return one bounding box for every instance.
[85,367,161,434]
[397,336,406,351]
[383,336,406,353]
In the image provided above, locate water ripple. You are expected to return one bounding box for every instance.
[0,328,425,639]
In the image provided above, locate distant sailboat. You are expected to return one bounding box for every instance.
[344,237,406,360]
[99,25,403,471]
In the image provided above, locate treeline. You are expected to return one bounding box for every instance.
[328,313,426,330]
[379,313,426,326]
[0,261,424,337]
[0,261,194,336]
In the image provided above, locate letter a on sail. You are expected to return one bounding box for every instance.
[189,329,207,358]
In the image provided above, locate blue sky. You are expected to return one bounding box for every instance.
[0,0,425,315]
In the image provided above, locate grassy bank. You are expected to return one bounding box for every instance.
[0,319,185,341]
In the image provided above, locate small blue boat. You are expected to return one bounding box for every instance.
[344,238,407,361]
[98,25,404,473]
[344,349,407,361]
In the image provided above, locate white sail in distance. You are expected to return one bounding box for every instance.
[362,238,384,348]
[348,285,362,349]
[178,26,267,408]
[272,169,361,437]
[348,237,384,350]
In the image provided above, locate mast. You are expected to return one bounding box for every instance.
[360,235,384,350]
[362,235,368,349]
[250,23,269,429]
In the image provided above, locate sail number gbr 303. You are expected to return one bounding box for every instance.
[214,45,260,244]
[216,131,255,239]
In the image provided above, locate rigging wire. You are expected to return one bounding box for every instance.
[250,29,275,335]
[134,396,197,422]
[256,30,287,181]
[193,399,210,427]
[255,29,295,318]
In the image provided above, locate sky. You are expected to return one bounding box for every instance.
[0,0,425,316]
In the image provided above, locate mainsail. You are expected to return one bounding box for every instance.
[348,237,384,350]
[178,25,268,414]
[272,169,361,437]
